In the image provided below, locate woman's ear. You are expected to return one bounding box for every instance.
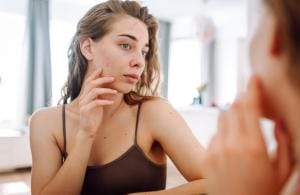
[80,38,94,60]
[269,23,283,57]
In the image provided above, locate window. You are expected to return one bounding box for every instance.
[0,1,27,129]
[168,38,202,108]
[168,1,247,108]
[50,20,75,105]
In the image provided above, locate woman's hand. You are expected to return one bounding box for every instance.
[202,75,293,195]
[78,68,117,137]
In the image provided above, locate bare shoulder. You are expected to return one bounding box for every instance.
[142,97,173,114]
[142,97,180,119]
[141,97,186,132]
[29,105,62,139]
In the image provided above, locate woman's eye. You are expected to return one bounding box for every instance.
[120,43,131,50]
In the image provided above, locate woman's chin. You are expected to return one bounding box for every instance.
[112,85,133,94]
[104,81,131,94]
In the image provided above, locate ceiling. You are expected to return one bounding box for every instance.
[56,0,247,21]
[0,0,247,22]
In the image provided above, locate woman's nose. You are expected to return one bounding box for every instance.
[130,52,145,68]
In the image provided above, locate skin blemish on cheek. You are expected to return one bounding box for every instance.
[104,63,111,67]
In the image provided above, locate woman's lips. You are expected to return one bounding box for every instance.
[123,74,139,83]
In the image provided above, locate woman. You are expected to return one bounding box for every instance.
[30,0,206,194]
[203,0,300,194]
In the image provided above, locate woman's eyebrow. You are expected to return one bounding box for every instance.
[118,34,149,47]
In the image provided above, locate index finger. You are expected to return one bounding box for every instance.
[245,75,265,142]
[85,68,103,83]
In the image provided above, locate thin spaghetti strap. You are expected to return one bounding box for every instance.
[62,103,67,161]
[134,102,142,145]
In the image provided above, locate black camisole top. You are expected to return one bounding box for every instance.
[61,102,167,195]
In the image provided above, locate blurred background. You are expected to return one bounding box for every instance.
[0,0,262,194]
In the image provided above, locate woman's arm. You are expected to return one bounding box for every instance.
[132,98,207,194]
[30,68,117,195]
[30,109,95,195]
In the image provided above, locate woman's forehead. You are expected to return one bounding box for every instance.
[109,16,149,44]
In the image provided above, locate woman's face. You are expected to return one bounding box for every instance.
[89,16,149,94]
